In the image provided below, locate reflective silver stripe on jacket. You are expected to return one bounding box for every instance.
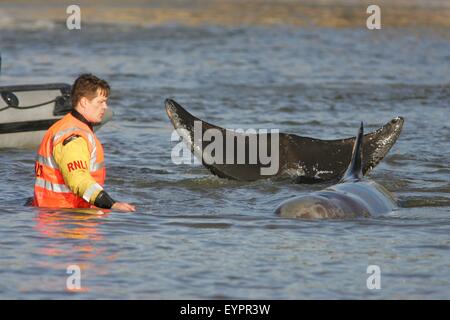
[90,161,104,172]
[35,177,71,193]
[53,127,95,150]
[36,154,58,169]
[37,155,102,172]
[53,127,88,144]
[88,133,97,169]
[83,183,103,202]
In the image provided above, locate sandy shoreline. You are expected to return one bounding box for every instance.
[0,0,449,28]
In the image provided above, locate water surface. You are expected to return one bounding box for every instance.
[0,19,449,299]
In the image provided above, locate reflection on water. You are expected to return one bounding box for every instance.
[34,209,105,242]
[32,209,116,294]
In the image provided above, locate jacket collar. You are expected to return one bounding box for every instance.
[71,109,94,131]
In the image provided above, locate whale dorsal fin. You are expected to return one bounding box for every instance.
[340,122,364,182]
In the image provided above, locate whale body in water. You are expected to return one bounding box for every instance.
[275,122,399,219]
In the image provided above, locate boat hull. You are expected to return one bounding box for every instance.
[0,83,112,149]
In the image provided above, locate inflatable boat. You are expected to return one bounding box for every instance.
[0,83,112,149]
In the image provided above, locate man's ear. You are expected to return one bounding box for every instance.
[79,97,87,110]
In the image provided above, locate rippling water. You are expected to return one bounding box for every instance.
[1,21,449,299]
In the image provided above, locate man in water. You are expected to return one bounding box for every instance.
[33,74,135,212]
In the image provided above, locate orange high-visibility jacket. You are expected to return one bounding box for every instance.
[33,113,106,208]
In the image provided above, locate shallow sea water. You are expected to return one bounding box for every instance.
[0,20,449,299]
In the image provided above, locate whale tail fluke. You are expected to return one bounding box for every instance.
[166,98,404,182]
[340,122,364,182]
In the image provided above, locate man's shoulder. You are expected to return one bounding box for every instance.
[51,114,96,144]
[53,134,90,162]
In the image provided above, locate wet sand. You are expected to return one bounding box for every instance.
[0,0,449,28]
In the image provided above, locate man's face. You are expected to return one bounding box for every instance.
[79,89,108,124]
